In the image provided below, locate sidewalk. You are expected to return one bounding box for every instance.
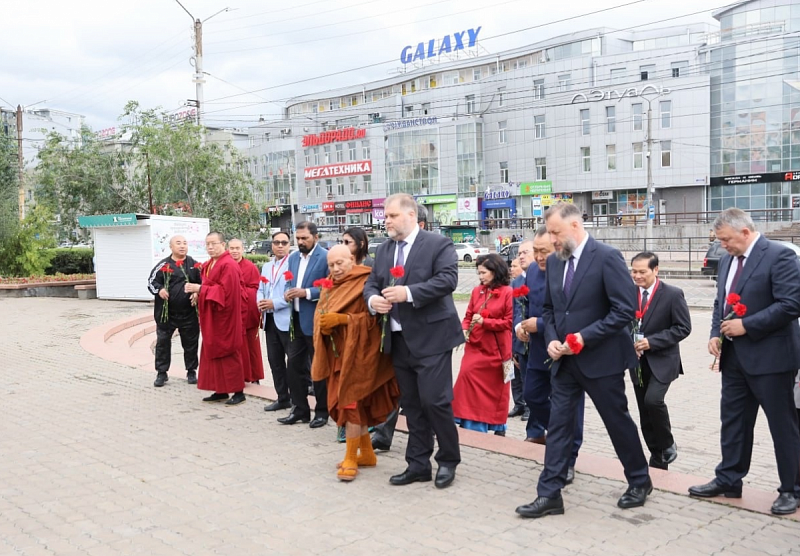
[0,298,797,556]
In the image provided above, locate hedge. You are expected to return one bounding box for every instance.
[44,248,94,275]
[244,254,270,267]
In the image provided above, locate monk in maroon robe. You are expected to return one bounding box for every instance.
[185,232,246,405]
[228,238,265,384]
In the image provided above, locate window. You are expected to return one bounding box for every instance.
[349,177,357,195]
[558,74,571,92]
[315,181,321,197]
[500,161,509,183]
[362,142,370,160]
[581,147,591,172]
[306,185,311,198]
[606,106,616,132]
[329,100,335,111]
[661,140,671,167]
[498,87,506,107]
[660,100,672,129]
[640,64,655,81]
[607,145,616,171]
[580,109,590,135]
[335,144,343,163]
[632,104,643,131]
[324,146,331,164]
[610,68,626,84]
[533,79,545,100]
[465,95,476,114]
[337,178,345,196]
[363,174,372,193]
[633,142,643,169]
[304,151,310,167]
[499,121,507,144]
[534,115,545,138]
[671,61,688,78]
[422,102,430,115]
[349,142,356,160]
[535,157,546,180]
[473,68,482,81]
[314,148,320,166]
[326,179,333,195]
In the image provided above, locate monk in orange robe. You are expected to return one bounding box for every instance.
[311,245,400,481]
[228,238,265,384]
[185,232,246,405]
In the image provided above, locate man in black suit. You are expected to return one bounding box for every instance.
[630,251,692,471]
[364,194,464,489]
[689,208,800,515]
[516,202,651,518]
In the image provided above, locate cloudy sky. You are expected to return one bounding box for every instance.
[2,0,723,131]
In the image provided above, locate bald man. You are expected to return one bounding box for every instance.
[147,235,202,388]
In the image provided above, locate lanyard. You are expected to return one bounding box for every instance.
[271,255,288,283]
[637,279,659,316]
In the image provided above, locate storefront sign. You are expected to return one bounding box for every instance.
[571,85,670,104]
[519,181,552,196]
[372,197,385,208]
[415,193,457,205]
[457,197,478,213]
[334,202,347,211]
[483,198,516,210]
[400,27,481,65]
[303,161,372,180]
[540,194,573,206]
[710,171,800,186]
[345,200,373,213]
[301,127,365,147]
[592,190,614,201]
[322,202,335,212]
[301,204,321,213]
[372,207,385,221]
[383,117,438,132]
[484,189,511,200]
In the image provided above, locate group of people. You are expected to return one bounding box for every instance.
[147,200,800,517]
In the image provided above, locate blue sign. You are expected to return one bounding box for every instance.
[483,198,516,210]
[400,27,482,65]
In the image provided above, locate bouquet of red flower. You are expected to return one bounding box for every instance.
[712,293,748,367]
[284,270,295,340]
[159,263,175,323]
[380,266,405,352]
[512,284,530,352]
[313,278,338,357]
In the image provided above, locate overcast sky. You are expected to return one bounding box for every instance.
[1,0,723,131]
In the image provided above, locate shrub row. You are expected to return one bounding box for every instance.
[43,248,95,275]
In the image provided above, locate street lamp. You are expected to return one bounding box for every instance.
[640,91,663,237]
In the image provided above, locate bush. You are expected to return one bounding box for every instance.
[44,248,94,275]
[0,206,56,277]
[244,254,270,267]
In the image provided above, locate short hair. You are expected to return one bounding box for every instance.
[713,208,756,232]
[228,237,243,246]
[385,193,418,215]
[544,202,581,222]
[296,221,318,235]
[631,251,659,270]
[534,227,548,238]
[207,231,225,242]
[272,230,290,241]
[475,253,511,288]
[416,203,428,224]
[343,227,368,262]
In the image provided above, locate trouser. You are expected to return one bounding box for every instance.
[263,313,290,403]
[511,352,527,408]
[154,316,199,374]
[372,408,399,446]
[286,311,328,419]
[632,358,675,454]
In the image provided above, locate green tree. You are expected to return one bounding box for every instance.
[0,132,19,242]
[0,205,56,276]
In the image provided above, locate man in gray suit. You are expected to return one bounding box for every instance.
[365,194,464,489]
[689,208,800,515]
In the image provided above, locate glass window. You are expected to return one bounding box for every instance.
[349,177,357,195]
[473,68,482,81]
[633,142,643,169]
[337,178,345,196]
[326,179,333,195]
[498,87,506,107]
[500,161,509,183]
[606,106,616,132]
[349,142,356,160]
[607,145,616,171]
[335,144,343,163]
[465,95,476,114]
[534,115,545,138]
[363,174,372,193]
[661,140,672,167]
[581,147,591,172]
[633,103,643,131]
[314,148,320,166]
[304,151,310,167]
[498,121,507,144]
[558,74,571,92]
[640,64,655,81]
[362,142,370,160]
[610,68,626,84]
[581,109,590,135]
[324,146,330,164]
[661,100,672,129]
[671,60,689,78]
[533,79,545,100]
[315,181,321,197]
[535,157,546,180]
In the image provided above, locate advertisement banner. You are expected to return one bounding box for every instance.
[457,197,478,214]
[303,161,372,180]
[519,181,552,196]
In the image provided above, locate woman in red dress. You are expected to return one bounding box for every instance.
[452,253,513,435]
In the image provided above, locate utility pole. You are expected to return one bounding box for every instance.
[15,105,24,220]
[646,102,653,237]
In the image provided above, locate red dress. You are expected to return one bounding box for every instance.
[452,285,513,426]
[237,258,265,383]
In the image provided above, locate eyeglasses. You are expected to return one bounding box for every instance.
[338,239,355,245]
[273,241,289,246]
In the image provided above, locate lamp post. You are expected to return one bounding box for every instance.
[640,92,663,237]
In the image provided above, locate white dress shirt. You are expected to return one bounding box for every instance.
[294,244,317,311]
[724,233,759,297]
[563,232,590,287]
[368,225,419,330]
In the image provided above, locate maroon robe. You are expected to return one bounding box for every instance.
[197,251,245,393]
[238,257,265,383]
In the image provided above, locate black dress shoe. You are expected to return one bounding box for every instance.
[662,442,678,465]
[372,438,391,451]
[515,496,564,518]
[771,493,800,515]
[309,416,328,429]
[278,412,310,425]
[617,479,653,509]
[389,469,432,486]
[202,392,229,402]
[565,466,575,485]
[508,405,525,418]
[225,392,246,405]
[154,372,167,387]
[186,370,197,385]
[521,407,530,421]
[649,454,668,471]
[688,479,742,499]
[435,466,456,489]
[263,400,292,412]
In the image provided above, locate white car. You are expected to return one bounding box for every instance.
[454,242,489,263]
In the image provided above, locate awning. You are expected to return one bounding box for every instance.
[78,213,142,228]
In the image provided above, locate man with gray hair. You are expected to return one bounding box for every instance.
[689,208,800,515]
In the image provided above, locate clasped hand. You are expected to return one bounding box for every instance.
[319,312,348,335]
[371,286,407,314]
[284,287,306,301]
[546,333,584,360]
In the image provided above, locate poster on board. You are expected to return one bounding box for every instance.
[149,216,210,266]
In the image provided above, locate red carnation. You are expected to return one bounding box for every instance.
[513,285,530,298]
[312,278,323,288]
[161,264,174,274]
[193,262,203,269]
[260,276,269,284]
[733,303,747,317]
[566,333,583,355]
[175,259,183,266]
[321,278,334,289]
[390,266,405,279]
[635,310,644,320]
[284,271,294,281]
[480,309,489,318]
[726,293,741,305]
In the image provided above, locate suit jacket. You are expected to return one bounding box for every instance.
[638,280,692,383]
[543,235,638,378]
[515,265,548,372]
[711,235,800,375]
[257,255,291,332]
[286,246,329,336]
[511,274,527,357]
[363,230,464,357]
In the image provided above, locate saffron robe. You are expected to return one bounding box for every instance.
[238,257,265,383]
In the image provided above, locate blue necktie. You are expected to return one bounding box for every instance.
[563,256,575,298]
[390,240,407,321]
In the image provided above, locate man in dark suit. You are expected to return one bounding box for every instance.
[689,208,800,515]
[630,251,691,471]
[364,194,464,489]
[516,202,651,518]
[509,255,529,421]
[279,221,330,429]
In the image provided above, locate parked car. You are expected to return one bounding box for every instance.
[248,240,273,256]
[316,239,338,251]
[454,242,489,263]
[703,239,800,278]
[367,237,391,258]
[499,242,520,266]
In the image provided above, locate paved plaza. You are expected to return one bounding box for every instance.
[1,297,799,556]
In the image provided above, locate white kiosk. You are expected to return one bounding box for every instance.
[78,213,210,301]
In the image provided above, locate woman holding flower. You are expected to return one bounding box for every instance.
[452,253,513,435]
